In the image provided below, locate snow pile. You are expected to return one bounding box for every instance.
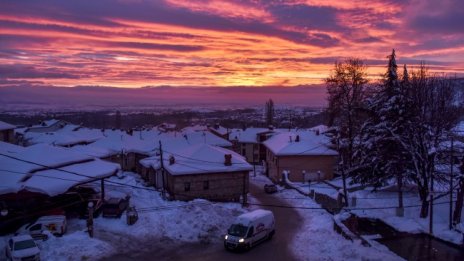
[40,231,115,261]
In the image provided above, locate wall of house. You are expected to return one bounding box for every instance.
[240,143,259,163]
[267,150,337,183]
[165,171,249,202]
[0,129,14,143]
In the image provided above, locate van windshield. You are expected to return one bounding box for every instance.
[228,224,248,237]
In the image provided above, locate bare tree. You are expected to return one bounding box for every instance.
[404,65,461,218]
[326,58,369,168]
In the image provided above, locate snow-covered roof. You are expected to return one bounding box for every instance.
[68,144,117,158]
[163,144,252,175]
[42,119,61,127]
[309,125,328,133]
[230,128,269,143]
[0,141,24,154]
[209,125,229,136]
[139,155,161,169]
[0,120,15,131]
[181,124,208,133]
[0,154,36,194]
[13,143,93,170]
[178,131,232,147]
[263,131,337,156]
[0,141,119,195]
[24,159,119,196]
[24,127,104,147]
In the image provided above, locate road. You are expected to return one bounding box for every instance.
[102,182,303,261]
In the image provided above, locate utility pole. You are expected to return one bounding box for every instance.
[242,173,247,207]
[87,202,94,238]
[159,141,166,200]
[450,136,454,230]
[429,171,434,235]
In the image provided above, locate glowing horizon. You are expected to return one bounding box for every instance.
[1,0,463,88]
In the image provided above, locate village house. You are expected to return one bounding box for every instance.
[229,127,280,164]
[141,144,252,202]
[0,142,120,232]
[0,120,15,144]
[263,131,338,183]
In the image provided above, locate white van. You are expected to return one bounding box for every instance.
[224,209,275,250]
[17,215,67,240]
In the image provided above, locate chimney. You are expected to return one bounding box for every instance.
[214,122,220,129]
[295,135,300,142]
[268,125,274,130]
[169,155,175,165]
[224,154,232,166]
[316,129,320,135]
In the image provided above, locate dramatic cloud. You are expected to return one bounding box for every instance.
[0,0,462,89]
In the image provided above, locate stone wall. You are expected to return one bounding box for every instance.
[166,171,249,202]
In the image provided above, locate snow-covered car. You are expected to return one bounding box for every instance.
[264,184,277,194]
[5,234,41,261]
[102,195,130,218]
[16,215,67,240]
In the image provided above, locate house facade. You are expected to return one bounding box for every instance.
[0,120,15,143]
[164,170,249,202]
[264,131,338,183]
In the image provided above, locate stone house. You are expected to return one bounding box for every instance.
[263,131,338,183]
[143,144,252,202]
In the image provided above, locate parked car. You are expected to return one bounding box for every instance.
[102,193,130,218]
[224,209,275,251]
[5,234,41,261]
[16,215,67,240]
[264,184,278,194]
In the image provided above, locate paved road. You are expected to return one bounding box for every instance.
[102,182,303,261]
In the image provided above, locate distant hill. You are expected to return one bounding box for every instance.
[0,85,327,112]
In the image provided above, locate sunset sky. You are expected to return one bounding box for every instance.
[1,0,463,88]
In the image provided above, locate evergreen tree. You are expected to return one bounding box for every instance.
[352,50,413,214]
[265,99,275,127]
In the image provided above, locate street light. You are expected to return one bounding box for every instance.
[1,209,8,217]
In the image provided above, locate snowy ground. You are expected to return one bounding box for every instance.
[249,173,402,261]
[305,178,464,245]
[0,172,247,260]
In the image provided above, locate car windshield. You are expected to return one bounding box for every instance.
[14,240,36,250]
[228,224,248,237]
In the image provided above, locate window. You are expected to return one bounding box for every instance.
[203,181,209,190]
[184,182,190,192]
[247,226,254,238]
[29,224,42,231]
